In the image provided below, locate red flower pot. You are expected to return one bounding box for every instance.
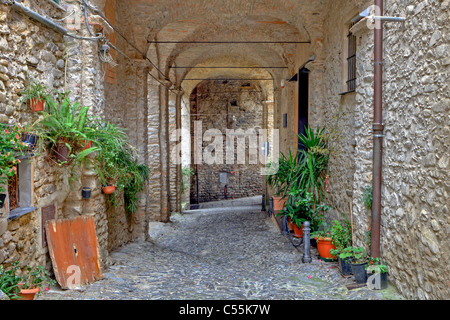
[102,186,115,194]
[29,98,45,112]
[316,237,337,260]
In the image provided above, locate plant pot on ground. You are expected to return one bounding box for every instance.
[314,235,337,260]
[366,257,389,290]
[347,246,368,284]
[330,216,353,275]
[0,262,55,300]
[293,223,304,238]
[17,284,40,300]
[15,265,56,300]
[272,196,286,211]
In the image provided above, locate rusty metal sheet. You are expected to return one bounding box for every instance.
[46,215,104,289]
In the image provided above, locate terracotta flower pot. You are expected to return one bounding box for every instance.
[316,237,337,260]
[272,196,286,211]
[287,217,295,231]
[102,186,115,195]
[29,98,45,112]
[18,287,40,300]
[293,224,304,238]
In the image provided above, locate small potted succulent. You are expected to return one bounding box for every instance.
[366,257,389,289]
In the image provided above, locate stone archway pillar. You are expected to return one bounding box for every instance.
[159,85,171,222]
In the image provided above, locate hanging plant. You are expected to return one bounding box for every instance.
[19,79,50,112]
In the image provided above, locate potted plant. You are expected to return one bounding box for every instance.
[348,246,368,284]
[20,79,49,112]
[267,155,290,211]
[329,215,353,275]
[31,91,99,165]
[366,257,389,289]
[0,262,55,300]
[17,265,56,300]
[311,221,337,261]
[0,124,27,208]
[279,188,313,238]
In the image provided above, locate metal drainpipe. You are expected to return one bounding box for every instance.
[372,0,384,258]
[11,1,68,35]
[195,88,200,204]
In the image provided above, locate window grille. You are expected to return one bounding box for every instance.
[346,22,357,92]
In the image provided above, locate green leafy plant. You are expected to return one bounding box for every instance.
[30,91,99,166]
[0,262,22,299]
[20,265,56,291]
[123,160,150,214]
[0,124,28,194]
[361,186,373,211]
[345,246,367,264]
[19,78,50,106]
[267,150,297,197]
[88,120,150,211]
[311,219,333,240]
[278,188,330,232]
[295,125,330,203]
[181,167,195,194]
[330,214,353,252]
[366,257,388,274]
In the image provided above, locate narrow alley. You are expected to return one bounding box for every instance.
[39,198,402,300]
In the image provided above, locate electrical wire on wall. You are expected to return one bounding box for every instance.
[80,0,174,88]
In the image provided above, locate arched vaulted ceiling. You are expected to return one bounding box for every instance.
[115,0,331,96]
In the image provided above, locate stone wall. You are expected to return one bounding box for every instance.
[379,0,449,300]
[0,0,132,274]
[189,80,265,203]
[317,0,449,300]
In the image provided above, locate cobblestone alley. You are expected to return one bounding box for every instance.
[39,201,403,301]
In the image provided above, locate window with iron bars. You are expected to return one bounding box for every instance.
[346,22,357,92]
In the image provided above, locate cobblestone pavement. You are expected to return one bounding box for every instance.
[39,203,404,300]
